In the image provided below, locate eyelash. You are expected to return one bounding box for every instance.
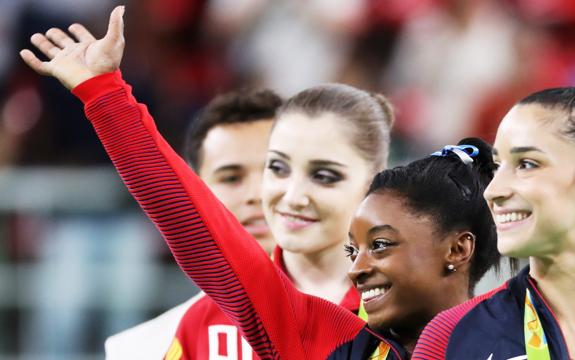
[219,175,242,184]
[517,159,539,170]
[344,244,358,260]
[311,169,343,185]
[372,239,393,253]
[344,239,394,261]
[491,159,540,174]
[267,159,343,185]
[491,162,500,174]
[267,159,290,177]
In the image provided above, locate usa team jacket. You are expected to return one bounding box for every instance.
[72,72,407,359]
[167,246,361,360]
[413,266,572,359]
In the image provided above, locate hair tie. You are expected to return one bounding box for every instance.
[431,145,479,165]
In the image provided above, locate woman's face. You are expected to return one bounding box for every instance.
[262,111,373,255]
[484,104,575,258]
[347,191,449,331]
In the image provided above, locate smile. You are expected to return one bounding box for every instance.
[361,285,391,302]
[495,211,531,224]
[242,217,270,236]
[278,211,318,230]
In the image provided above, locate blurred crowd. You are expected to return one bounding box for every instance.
[1,0,575,358]
[2,0,575,165]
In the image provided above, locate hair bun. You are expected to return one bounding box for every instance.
[457,137,495,181]
[370,92,395,128]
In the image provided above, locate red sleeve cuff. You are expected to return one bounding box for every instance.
[71,70,125,104]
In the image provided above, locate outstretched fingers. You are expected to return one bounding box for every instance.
[46,27,76,49]
[19,49,50,75]
[68,23,96,42]
[30,33,60,59]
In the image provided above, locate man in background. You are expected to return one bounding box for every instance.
[105,88,282,359]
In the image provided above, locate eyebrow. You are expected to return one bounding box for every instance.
[269,150,289,159]
[268,150,347,168]
[492,146,544,156]
[213,164,243,173]
[348,224,398,242]
[367,224,397,237]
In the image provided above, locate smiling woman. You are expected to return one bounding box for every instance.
[413,88,575,359]
[259,84,394,307]
[346,138,500,353]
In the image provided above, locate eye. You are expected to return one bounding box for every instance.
[311,169,343,185]
[517,159,539,171]
[343,244,358,261]
[370,238,394,254]
[218,174,242,185]
[491,161,500,175]
[267,159,290,178]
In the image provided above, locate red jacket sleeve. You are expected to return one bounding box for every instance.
[72,71,365,360]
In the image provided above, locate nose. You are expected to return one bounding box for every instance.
[484,166,513,205]
[347,250,374,286]
[246,173,263,206]
[283,177,310,210]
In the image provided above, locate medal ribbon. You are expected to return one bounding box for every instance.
[359,301,391,359]
[524,289,551,360]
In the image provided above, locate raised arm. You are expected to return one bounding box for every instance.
[20,8,366,359]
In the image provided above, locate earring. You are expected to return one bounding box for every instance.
[447,264,456,272]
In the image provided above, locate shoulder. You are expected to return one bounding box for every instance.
[412,284,510,359]
[178,293,234,327]
[105,292,205,360]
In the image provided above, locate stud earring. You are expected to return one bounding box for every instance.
[447,264,456,272]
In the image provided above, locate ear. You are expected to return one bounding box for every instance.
[445,231,475,271]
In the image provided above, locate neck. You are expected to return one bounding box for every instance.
[442,275,472,308]
[387,276,472,355]
[282,241,352,304]
[390,328,419,355]
[530,254,575,354]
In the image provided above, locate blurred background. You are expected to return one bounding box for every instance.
[1,0,575,358]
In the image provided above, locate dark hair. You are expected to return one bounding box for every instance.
[279,84,394,172]
[367,137,500,293]
[184,89,283,171]
[518,87,575,140]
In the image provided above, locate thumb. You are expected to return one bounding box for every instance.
[103,6,125,46]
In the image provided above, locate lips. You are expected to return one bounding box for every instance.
[492,209,532,231]
[241,216,270,236]
[277,211,319,231]
[358,284,392,303]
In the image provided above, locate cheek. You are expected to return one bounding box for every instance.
[529,181,573,227]
[315,187,362,227]
[210,185,241,208]
[396,248,442,289]
[262,174,282,206]
[327,183,368,218]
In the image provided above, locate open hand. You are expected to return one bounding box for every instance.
[20,6,125,89]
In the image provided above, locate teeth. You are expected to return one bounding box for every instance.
[496,212,529,224]
[361,287,387,301]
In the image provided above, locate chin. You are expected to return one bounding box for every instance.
[280,242,319,254]
[366,311,394,331]
[276,232,320,252]
[498,238,531,258]
[256,237,276,254]
[275,237,306,253]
